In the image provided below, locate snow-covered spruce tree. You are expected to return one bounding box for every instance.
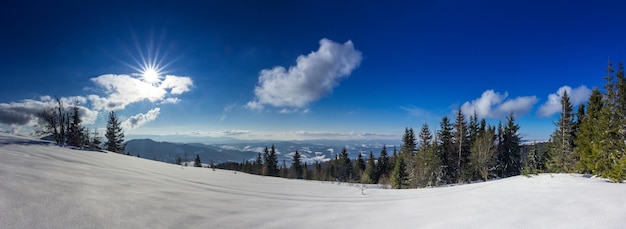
[547,90,576,173]
[104,111,125,153]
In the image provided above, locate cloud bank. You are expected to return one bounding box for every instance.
[89,74,192,111]
[461,90,538,119]
[246,38,362,111]
[537,85,592,117]
[0,72,192,134]
[122,108,161,130]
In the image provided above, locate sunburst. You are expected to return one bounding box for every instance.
[119,30,177,85]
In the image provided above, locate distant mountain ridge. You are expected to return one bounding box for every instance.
[124,139,400,165]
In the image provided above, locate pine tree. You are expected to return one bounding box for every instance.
[547,90,576,172]
[336,147,352,182]
[263,145,279,177]
[391,156,409,189]
[377,146,390,181]
[415,123,441,187]
[362,151,377,184]
[194,154,202,167]
[438,116,455,184]
[401,127,417,186]
[353,153,365,182]
[104,111,124,153]
[254,153,263,175]
[498,113,522,177]
[453,109,470,182]
[290,151,303,179]
[67,104,85,147]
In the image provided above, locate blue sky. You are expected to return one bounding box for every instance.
[1,0,625,142]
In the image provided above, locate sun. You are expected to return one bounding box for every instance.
[141,67,161,83]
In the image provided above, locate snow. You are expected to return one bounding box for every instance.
[1,133,625,228]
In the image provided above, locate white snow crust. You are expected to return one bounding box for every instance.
[1,133,625,228]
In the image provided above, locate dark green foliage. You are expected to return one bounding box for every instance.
[547,90,576,172]
[353,153,365,182]
[290,151,303,179]
[263,145,279,177]
[497,113,522,177]
[453,109,471,182]
[414,123,441,187]
[105,111,124,153]
[438,116,455,183]
[336,147,352,181]
[67,104,86,147]
[362,151,377,184]
[377,146,390,181]
[391,156,409,189]
[194,154,202,167]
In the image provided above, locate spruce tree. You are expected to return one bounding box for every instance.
[290,151,303,179]
[377,146,390,181]
[263,145,279,177]
[438,116,455,184]
[104,111,124,153]
[362,151,377,184]
[416,123,441,187]
[391,156,409,189]
[353,153,365,182]
[254,153,263,175]
[337,147,352,182]
[67,104,85,147]
[498,113,522,177]
[401,127,417,186]
[194,154,202,167]
[547,90,576,172]
[453,109,470,182]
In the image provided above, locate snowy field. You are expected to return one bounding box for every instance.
[1,133,625,228]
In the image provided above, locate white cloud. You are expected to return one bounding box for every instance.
[461,90,538,119]
[246,38,362,111]
[537,85,592,117]
[283,131,397,140]
[89,73,193,111]
[189,130,252,138]
[160,98,181,104]
[122,108,161,130]
[0,98,98,127]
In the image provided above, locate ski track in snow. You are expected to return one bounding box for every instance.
[0,133,625,228]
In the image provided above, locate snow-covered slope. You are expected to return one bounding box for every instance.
[1,133,624,228]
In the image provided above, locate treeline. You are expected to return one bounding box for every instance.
[214,110,524,189]
[214,61,626,186]
[539,61,626,182]
[37,97,125,153]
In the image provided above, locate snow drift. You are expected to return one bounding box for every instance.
[0,133,624,228]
